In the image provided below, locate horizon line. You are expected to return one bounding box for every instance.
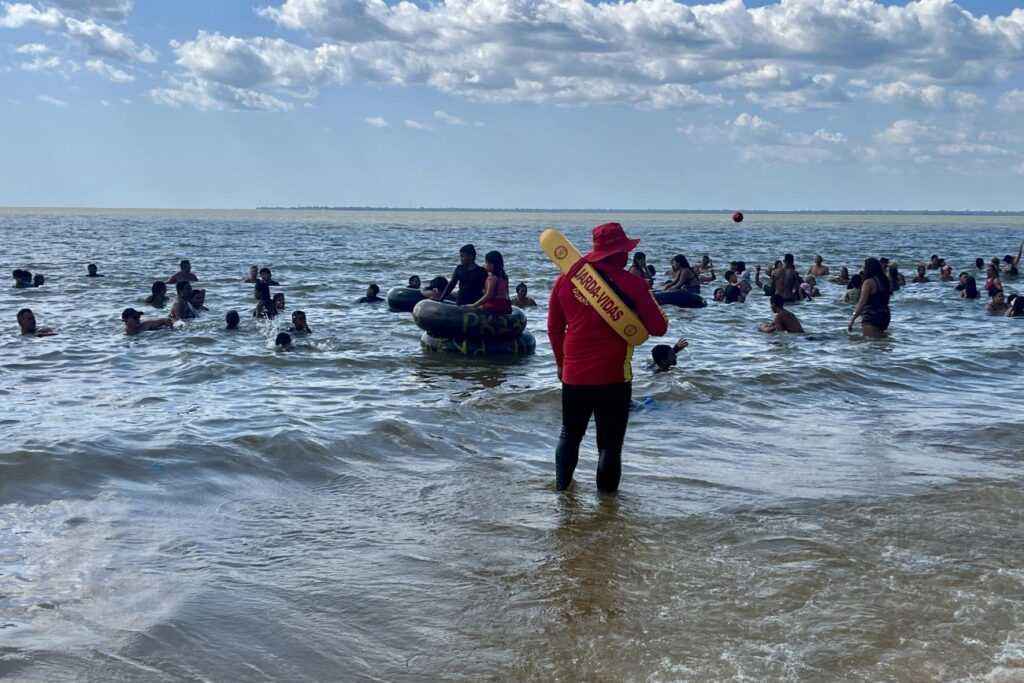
[3,205,1024,215]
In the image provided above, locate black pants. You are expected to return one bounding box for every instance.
[556,382,632,493]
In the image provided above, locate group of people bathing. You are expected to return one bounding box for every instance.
[362,243,539,311]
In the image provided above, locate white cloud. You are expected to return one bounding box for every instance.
[100,98,109,105]
[404,119,431,130]
[434,110,465,126]
[37,93,67,106]
[149,1,1024,113]
[14,42,49,54]
[680,112,848,165]
[365,115,388,127]
[20,54,61,71]
[84,57,132,82]
[150,78,293,112]
[863,81,983,111]
[865,119,1023,173]
[1,2,155,63]
[42,0,133,21]
[995,89,1024,113]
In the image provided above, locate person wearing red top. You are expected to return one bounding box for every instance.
[547,223,668,493]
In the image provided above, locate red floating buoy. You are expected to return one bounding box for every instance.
[732,211,744,223]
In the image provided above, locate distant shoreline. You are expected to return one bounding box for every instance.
[256,206,1024,216]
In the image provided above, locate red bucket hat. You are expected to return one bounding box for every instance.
[583,222,641,263]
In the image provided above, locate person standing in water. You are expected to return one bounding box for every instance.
[547,223,668,493]
[510,282,537,308]
[849,257,891,337]
[167,260,198,284]
[440,244,488,305]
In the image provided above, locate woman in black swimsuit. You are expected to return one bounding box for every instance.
[848,257,891,337]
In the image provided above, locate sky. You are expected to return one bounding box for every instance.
[2,0,1024,210]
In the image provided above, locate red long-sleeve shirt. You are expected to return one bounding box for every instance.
[547,262,668,385]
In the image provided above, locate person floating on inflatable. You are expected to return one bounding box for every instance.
[546,222,668,493]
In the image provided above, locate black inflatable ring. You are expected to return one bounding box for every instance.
[420,330,536,356]
[386,287,425,312]
[655,290,707,308]
[413,300,528,340]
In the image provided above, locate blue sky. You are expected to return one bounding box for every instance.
[2,0,1024,210]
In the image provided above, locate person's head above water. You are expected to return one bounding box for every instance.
[151,281,167,297]
[459,244,477,266]
[917,264,927,275]
[259,267,273,282]
[770,294,785,311]
[651,344,678,370]
[32,274,44,287]
[225,310,240,329]
[671,254,690,271]
[87,263,98,276]
[847,273,863,290]
[713,287,726,302]
[175,280,192,296]
[17,308,37,334]
[814,255,823,265]
[632,251,647,269]
[784,253,794,267]
[975,257,985,269]
[179,259,191,273]
[408,275,421,289]
[515,282,528,297]
[724,270,737,283]
[190,288,206,306]
[291,310,310,331]
[428,276,448,291]
[121,307,144,333]
[275,332,292,348]
[273,292,285,310]
[366,283,380,297]
[249,265,258,278]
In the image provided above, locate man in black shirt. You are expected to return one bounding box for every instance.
[440,244,488,305]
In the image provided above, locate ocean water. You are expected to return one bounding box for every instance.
[1,208,1023,682]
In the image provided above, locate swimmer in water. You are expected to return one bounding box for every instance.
[939,264,954,282]
[408,275,421,289]
[987,291,1008,314]
[975,257,986,272]
[145,281,168,307]
[226,310,240,329]
[984,264,1003,298]
[772,254,800,303]
[849,257,892,337]
[122,308,173,335]
[259,267,279,286]
[926,255,941,271]
[245,265,259,283]
[510,282,538,308]
[1003,240,1023,277]
[171,281,197,320]
[649,338,689,372]
[87,263,102,277]
[421,276,448,301]
[275,332,292,349]
[32,274,44,287]
[807,255,829,277]
[13,269,33,288]
[17,308,55,336]
[911,264,929,283]
[844,273,863,304]
[830,266,850,285]
[253,282,277,318]
[190,288,208,311]
[356,284,384,303]
[289,310,311,333]
[962,276,978,301]
[628,252,650,285]
[273,292,285,313]
[1006,294,1024,317]
[440,244,488,305]
[761,295,804,333]
[167,259,198,284]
